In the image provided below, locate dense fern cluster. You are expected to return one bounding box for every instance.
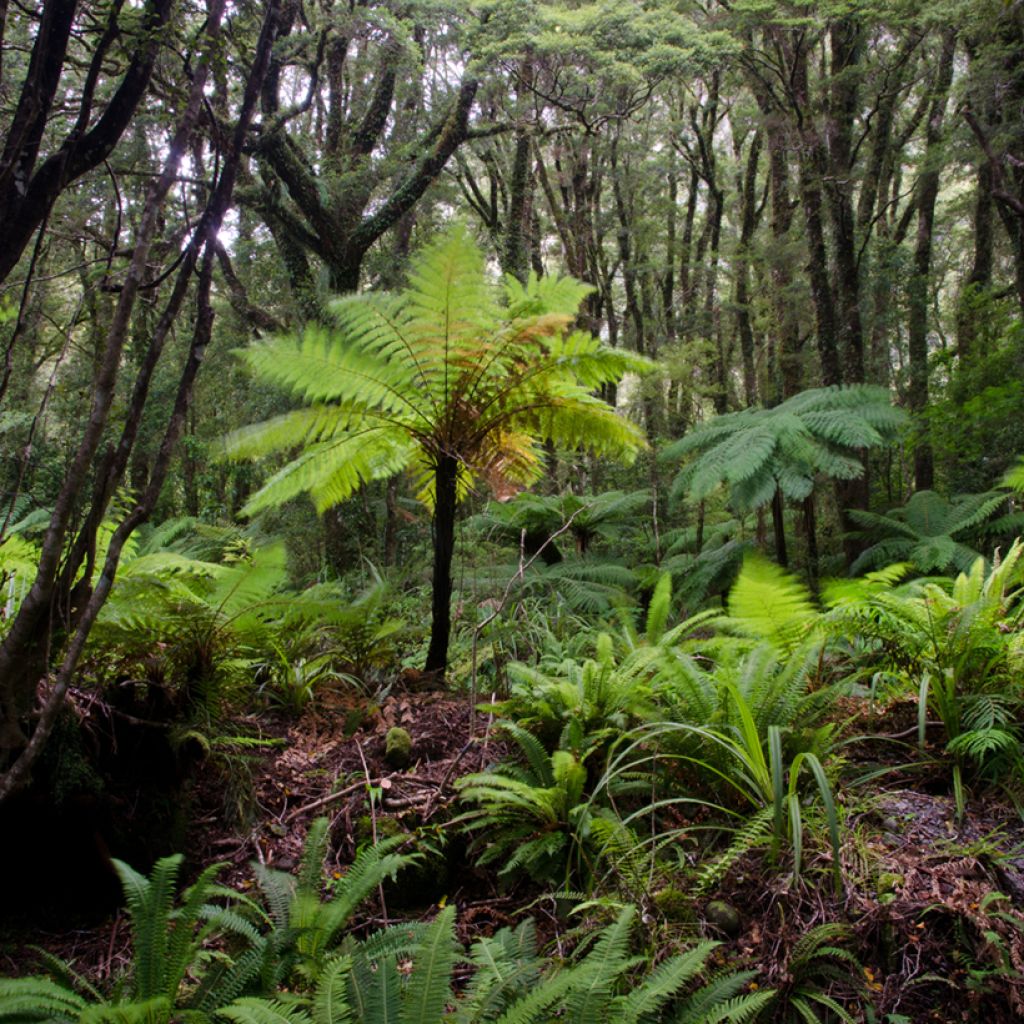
[0,823,774,1024]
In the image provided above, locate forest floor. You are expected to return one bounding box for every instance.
[4,689,1024,1021]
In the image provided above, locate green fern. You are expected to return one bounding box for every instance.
[719,555,819,655]
[773,923,864,1024]
[847,489,1021,574]
[662,386,905,513]
[0,977,88,1023]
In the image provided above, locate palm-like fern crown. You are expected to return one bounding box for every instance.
[847,489,1021,574]
[662,385,906,510]
[226,228,649,514]
[478,489,651,549]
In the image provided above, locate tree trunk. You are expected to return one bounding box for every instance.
[772,487,788,568]
[908,31,955,492]
[956,161,994,367]
[825,19,866,385]
[425,454,458,674]
[734,129,762,406]
[383,477,399,567]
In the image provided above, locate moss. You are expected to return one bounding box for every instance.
[38,710,103,807]
[384,726,412,768]
[354,814,404,846]
[653,886,696,923]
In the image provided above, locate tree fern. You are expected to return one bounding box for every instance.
[848,489,1021,574]
[662,386,905,514]
[225,226,649,671]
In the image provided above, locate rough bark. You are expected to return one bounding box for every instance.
[0,0,281,780]
[425,454,459,674]
[0,0,173,287]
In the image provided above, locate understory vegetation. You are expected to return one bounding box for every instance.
[3,0,1024,1021]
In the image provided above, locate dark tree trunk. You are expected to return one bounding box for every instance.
[767,124,801,401]
[425,454,458,674]
[956,160,994,367]
[772,487,788,568]
[825,19,866,385]
[734,130,763,406]
[798,151,841,388]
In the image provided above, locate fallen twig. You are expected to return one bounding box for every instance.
[285,779,367,822]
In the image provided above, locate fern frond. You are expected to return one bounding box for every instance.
[0,977,87,1022]
[399,905,457,1024]
[724,555,818,653]
[616,941,721,1020]
[217,996,311,1024]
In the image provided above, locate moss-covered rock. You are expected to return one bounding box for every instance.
[384,726,413,768]
[705,899,742,937]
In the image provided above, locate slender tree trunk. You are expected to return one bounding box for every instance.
[772,487,788,568]
[734,130,762,406]
[767,124,801,401]
[908,31,955,492]
[956,161,994,367]
[425,454,458,673]
[383,477,399,567]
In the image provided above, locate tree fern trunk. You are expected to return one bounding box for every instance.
[425,454,458,674]
[772,488,788,568]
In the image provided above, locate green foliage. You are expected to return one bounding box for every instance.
[716,555,820,656]
[652,644,835,756]
[476,489,652,558]
[930,315,1024,493]
[662,386,906,512]
[1001,457,1024,494]
[826,540,1024,791]
[0,855,232,1023]
[225,228,649,514]
[497,633,654,756]
[251,820,418,985]
[847,490,1022,575]
[772,924,864,1024]
[0,818,417,1023]
[456,723,621,886]
[214,904,773,1024]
